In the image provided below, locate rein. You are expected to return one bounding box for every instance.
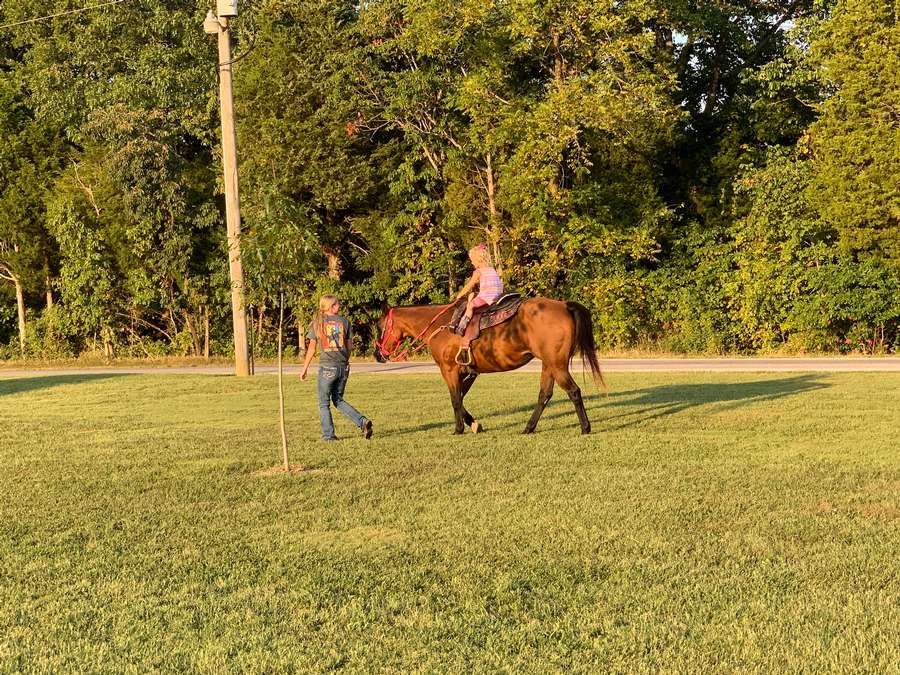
[377,304,455,362]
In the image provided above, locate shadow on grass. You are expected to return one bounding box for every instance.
[0,374,127,397]
[593,373,831,431]
[426,373,832,434]
[390,419,453,436]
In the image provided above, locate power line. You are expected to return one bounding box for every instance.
[0,0,132,31]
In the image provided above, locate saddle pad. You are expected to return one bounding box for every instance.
[478,293,523,330]
[448,293,523,332]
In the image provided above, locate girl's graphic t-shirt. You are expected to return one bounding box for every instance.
[306,314,351,366]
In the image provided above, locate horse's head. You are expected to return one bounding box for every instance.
[374,307,405,363]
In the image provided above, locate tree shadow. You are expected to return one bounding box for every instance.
[483,374,831,433]
[0,374,126,397]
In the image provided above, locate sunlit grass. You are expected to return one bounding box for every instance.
[1,371,899,671]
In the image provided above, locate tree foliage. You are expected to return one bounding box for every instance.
[0,0,898,357]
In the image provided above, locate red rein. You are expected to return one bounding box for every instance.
[377,305,454,362]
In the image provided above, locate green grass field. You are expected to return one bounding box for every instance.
[2,370,899,672]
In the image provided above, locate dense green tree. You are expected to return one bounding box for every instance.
[3,0,227,356]
[0,69,66,354]
[237,1,378,280]
[1,0,898,357]
[806,0,900,262]
[349,0,683,339]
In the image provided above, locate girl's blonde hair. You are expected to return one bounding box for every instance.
[313,293,339,342]
[468,243,492,268]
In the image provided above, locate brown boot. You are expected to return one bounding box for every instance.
[455,313,471,336]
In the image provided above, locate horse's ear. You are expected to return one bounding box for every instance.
[380,299,390,313]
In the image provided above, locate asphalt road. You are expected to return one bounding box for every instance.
[2,357,900,378]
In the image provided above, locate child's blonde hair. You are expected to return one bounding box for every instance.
[313,293,339,342]
[468,243,492,268]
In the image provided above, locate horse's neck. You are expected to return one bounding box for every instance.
[396,305,447,333]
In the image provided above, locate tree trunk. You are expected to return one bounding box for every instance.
[248,306,256,375]
[256,305,266,340]
[298,316,305,355]
[448,260,456,297]
[324,246,342,281]
[655,26,674,56]
[551,29,564,83]
[1,260,27,356]
[676,34,695,82]
[167,307,179,346]
[703,39,723,116]
[277,288,290,471]
[484,152,503,277]
[183,309,201,356]
[203,306,210,360]
[102,327,116,358]
[44,262,53,311]
[549,31,566,199]
[14,276,26,357]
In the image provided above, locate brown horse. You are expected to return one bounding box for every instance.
[374,298,603,434]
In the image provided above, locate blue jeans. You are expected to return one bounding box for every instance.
[316,364,367,440]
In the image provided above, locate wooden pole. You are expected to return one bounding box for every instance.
[217,17,250,376]
[278,289,289,471]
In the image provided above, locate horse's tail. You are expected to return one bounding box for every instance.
[566,301,606,390]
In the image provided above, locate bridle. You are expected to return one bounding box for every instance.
[376,304,455,362]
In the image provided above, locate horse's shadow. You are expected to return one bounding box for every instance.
[591,374,830,432]
[395,374,831,434]
[391,420,449,436]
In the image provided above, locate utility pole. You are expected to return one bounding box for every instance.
[204,1,250,376]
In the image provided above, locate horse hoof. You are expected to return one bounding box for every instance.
[470,421,482,434]
[522,427,534,435]
[581,426,591,435]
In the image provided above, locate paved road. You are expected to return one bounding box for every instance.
[2,357,900,378]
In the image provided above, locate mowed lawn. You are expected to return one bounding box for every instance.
[1,370,899,672]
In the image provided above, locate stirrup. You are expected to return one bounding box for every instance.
[455,346,472,366]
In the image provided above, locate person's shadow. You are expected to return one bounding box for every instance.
[476,373,831,433]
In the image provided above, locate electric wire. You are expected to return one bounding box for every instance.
[0,0,132,31]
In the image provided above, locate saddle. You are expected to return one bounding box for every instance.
[449,292,523,333]
[450,293,523,367]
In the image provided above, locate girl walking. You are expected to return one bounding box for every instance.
[300,294,373,441]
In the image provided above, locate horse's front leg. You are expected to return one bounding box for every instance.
[440,366,467,434]
[449,386,466,434]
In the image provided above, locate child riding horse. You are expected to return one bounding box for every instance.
[375,297,603,435]
[453,243,503,365]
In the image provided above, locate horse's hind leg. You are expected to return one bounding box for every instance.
[554,368,591,434]
[523,367,554,434]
